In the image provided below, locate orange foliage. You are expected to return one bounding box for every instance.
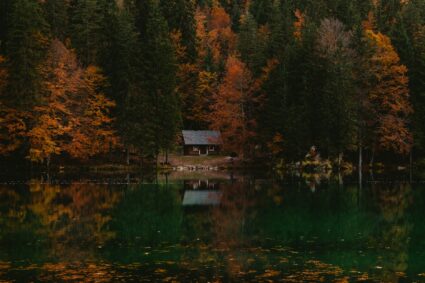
[209,4,231,30]
[192,70,218,124]
[362,11,377,31]
[0,108,29,155]
[210,55,256,156]
[364,30,413,154]
[294,9,305,40]
[196,4,236,66]
[28,40,117,162]
[64,65,117,160]
[267,133,285,155]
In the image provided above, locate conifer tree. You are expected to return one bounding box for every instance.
[70,0,105,65]
[315,18,357,160]
[160,0,197,60]
[5,0,49,109]
[141,0,180,161]
[238,12,268,76]
[44,0,70,40]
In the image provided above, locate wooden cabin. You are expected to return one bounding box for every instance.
[182,130,222,156]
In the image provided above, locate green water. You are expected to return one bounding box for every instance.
[0,172,424,282]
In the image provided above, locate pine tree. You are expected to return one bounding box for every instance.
[5,0,49,110]
[315,18,357,160]
[141,0,180,161]
[44,0,70,40]
[160,0,197,61]
[249,0,274,26]
[69,0,105,65]
[238,12,268,76]
[0,0,12,53]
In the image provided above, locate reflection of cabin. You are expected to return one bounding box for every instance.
[182,190,222,206]
[182,130,222,156]
[181,179,222,206]
[184,179,219,190]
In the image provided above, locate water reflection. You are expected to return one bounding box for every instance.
[369,182,412,282]
[0,174,424,282]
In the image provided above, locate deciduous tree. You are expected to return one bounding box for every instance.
[210,55,256,157]
[364,29,413,155]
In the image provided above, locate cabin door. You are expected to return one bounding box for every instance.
[200,146,207,155]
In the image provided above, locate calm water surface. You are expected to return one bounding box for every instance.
[0,171,424,282]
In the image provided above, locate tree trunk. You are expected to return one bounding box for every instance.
[358,143,363,187]
[126,148,130,165]
[369,147,375,168]
[46,156,51,172]
[410,149,413,183]
[165,148,169,164]
[338,152,343,170]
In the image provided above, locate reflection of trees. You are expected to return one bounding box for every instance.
[27,182,123,260]
[210,182,255,277]
[107,183,183,261]
[370,182,412,282]
[0,182,123,262]
[179,180,260,280]
[0,185,46,261]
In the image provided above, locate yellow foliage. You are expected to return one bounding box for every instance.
[364,30,413,154]
[28,40,117,163]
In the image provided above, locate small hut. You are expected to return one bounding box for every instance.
[182,130,222,156]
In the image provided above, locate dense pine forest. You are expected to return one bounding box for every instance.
[0,0,424,168]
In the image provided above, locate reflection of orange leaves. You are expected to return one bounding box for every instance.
[29,182,122,253]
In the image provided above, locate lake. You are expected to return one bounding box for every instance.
[0,170,424,282]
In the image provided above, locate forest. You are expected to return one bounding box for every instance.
[0,0,424,168]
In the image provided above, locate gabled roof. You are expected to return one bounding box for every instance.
[182,130,222,145]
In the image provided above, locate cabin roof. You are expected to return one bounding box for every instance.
[182,190,222,206]
[182,130,222,145]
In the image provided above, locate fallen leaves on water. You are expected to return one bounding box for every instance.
[256,269,281,278]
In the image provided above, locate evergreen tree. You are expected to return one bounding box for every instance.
[69,0,105,65]
[5,0,49,110]
[249,0,274,26]
[238,12,268,76]
[0,0,12,53]
[141,0,180,160]
[315,18,357,160]
[44,0,70,40]
[160,0,197,60]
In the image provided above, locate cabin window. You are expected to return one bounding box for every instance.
[209,146,215,151]
[193,146,199,151]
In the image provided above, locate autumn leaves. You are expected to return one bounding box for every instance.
[6,41,117,163]
[0,0,419,166]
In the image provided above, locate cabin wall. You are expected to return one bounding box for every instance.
[183,145,221,156]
